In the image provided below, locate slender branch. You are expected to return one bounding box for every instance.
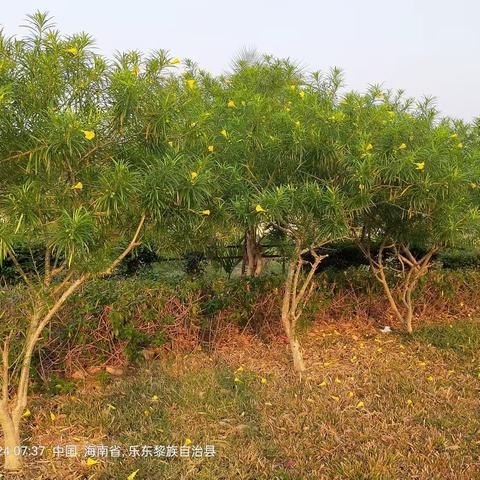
[44,247,51,287]
[50,263,66,280]
[6,248,32,289]
[99,215,145,277]
[52,271,74,297]
[401,244,419,267]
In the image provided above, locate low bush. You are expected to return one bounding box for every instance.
[2,266,479,389]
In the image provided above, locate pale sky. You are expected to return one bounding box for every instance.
[2,0,479,120]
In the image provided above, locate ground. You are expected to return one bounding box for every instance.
[4,318,480,480]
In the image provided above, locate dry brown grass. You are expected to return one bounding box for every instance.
[3,315,480,480]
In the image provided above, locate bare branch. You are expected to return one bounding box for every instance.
[6,248,32,289]
[99,215,145,277]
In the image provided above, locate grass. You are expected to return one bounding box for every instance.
[414,319,480,356]
[7,318,480,479]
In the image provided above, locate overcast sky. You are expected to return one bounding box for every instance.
[2,0,479,120]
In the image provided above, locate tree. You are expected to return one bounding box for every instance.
[0,14,213,471]
[347,92,480,333]
[255,183,353,375]
[209,54,306,277]
[232,66,365,375]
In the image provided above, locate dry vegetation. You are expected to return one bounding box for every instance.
[5,315,480,480]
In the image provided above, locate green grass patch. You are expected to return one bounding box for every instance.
[413,319,480,355]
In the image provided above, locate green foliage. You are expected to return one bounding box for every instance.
[44,375,76,396]
[414,320,480,356]
[1,11,480,375]
[439,248,480,269]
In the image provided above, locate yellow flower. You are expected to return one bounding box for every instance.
[127,469,140,480]
[347,391,354,398]
[284,106,290,112]
[399,143,407,149]
[295,120,301,128]
[319,380,327,387]
[356,401,365,408]
[86,458,98,466]
[50,412,56,422]
[457,142,463,149]
[365,143,373,151]
[334,377,341,384]
[184,438,192,446]
[255,204,266,213]
[234,377,241,383]
[187,79,195,90]
[168,141,174,147]
[170,57,181,65]
[151,395,159,402]
[261,378,268,384]
[131,65,140,76]
[200,209,210,216]
[426,375,434,382]
[331,395,340,402]
[227,100,236,108]
[333,111,346,121]
[190,122,197,127]
[236,366,244,372]
[22,408,31,418]
[71,182,83,190]
[289,84,296,91]
[220,129,228,138]
[207,145,214,153]
[81,130,95,140]
[190,171,198,182]
[299,91,305,99]
[66,47,78,56]
[450,133,458,139]
[387,111,395,118]
[414,162,425,170]
[406,399,413,406]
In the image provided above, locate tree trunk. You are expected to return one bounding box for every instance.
[243,228,262,277]
[289,336,306,374]
[405,315,413,334]
[0,215,146,473]
[279,244,327,377]
[281,304,306,376]
[0,411,21,471]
